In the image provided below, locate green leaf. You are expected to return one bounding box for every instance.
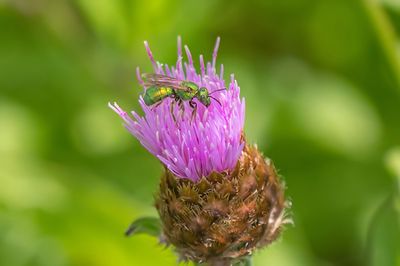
[367,151,400,266]
[235,256,253,266]
[125,217,161,237]
[367,194,400,266]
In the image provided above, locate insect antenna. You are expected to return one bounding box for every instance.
[209,96,222,106]
[209,88,226,95]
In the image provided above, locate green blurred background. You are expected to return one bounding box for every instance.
[1,0,400,265]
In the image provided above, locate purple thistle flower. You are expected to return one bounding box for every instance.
[111,37,289,264]
[109,37,245,182]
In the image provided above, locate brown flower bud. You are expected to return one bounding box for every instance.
[155,144,290,265]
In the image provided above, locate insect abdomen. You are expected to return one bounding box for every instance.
[143,87,173,105]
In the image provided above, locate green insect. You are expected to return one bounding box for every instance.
[141,73,223,121]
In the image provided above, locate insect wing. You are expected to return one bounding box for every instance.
[142,73,194,92]
[142,73,181,89]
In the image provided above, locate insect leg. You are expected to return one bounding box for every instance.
[189,100,197,122]
[151,101,163,110]
[170,99,177,122]
[178,99,185,120]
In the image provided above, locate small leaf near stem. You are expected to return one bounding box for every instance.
[125,217,161,237]
[234,256,253,266]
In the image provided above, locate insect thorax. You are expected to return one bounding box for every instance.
[175,81,198,100]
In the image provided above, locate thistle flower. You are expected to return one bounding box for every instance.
[110,37,289,266]
[109,37,244,182]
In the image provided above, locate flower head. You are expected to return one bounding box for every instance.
[109,37,245,181]
[110,37,290,265]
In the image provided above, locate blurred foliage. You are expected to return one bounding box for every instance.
[1,0,400,265]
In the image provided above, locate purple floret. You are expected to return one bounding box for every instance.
[109,37,245,182]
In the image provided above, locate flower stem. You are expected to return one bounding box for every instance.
[194,256,252,266]
[208,259,232,266]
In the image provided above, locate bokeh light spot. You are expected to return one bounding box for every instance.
[71,100,132,155]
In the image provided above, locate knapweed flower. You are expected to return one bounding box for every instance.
[110,37,289,265]
[110,37,244,182]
